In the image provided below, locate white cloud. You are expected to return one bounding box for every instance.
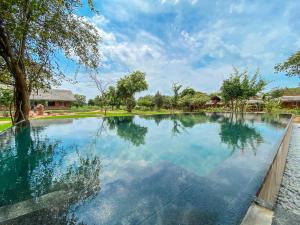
[91,14,109,26]
[229,1,245,14]
[60,0,300,98]
[160,0,198,5]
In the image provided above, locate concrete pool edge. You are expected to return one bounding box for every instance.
[240,114,294,225]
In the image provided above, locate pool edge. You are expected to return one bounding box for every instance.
[240,114,294,225]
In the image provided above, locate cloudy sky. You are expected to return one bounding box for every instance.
[61,0,300,99]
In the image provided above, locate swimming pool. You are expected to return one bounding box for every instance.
[0,113,291,224]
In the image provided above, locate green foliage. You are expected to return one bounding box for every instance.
[94,95,105,107]
[275,50,300,77]
[73,94,86,108]
[161,96,172,109]
[180,88,196,97]
[105,117,148,146]
[0,87,13,109]
[0,0,101,122]
[171,83,182,108]
[88,99,95,106]
[178,92,209,111]
[221,73,243,106]
[221,67,266,112]
[266,87,300,100]
[269,89,284,98]
[117,71,148,112]
[137,95,155,109]
[190,93,210,109]
[281,87,300,95]
[154,91,163,110]
[105,86,120,109]
[263,97,281,113]
[0,122,11,132]
[219,116,263,153]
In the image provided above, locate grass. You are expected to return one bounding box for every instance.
[0,122,12,132]
[35,109,180,120]
[0,117,11,121]
[0,107,299,133]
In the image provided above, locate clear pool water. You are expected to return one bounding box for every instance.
[0,113,291,225]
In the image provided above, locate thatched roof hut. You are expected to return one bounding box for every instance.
[30,89,75,109]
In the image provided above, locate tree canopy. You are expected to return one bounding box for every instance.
[171,83,182,109]
[221,68,266,112]
[73,94,86,108]
[154,91,163,110]
[137,95,155,109]
[0,0,101,122]
[117,71,148,112]
[275,50,300,77]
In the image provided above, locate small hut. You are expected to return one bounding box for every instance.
[280,96,300,108]
[30,89,76,110]
[205,95,223,108]
[246,98,264,112]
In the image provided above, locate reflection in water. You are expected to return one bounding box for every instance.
[0,121,101,225]
[105,116,148,146]
[219,114,263,154]
[140,113,264,154]
[0,113,291,225]
[261,113,290,128]
[176,113,209,128]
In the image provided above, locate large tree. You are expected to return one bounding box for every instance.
[221,68,265,112]
[0,0,101,123]
[171,83,182,109]
[275,50,300,77]
[105,86,120,110]
[117,71,148,112]
[73,94,86,108]
[154,91,163,110]
[137,95,155,110]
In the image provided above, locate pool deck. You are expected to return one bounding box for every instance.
[272,119,300,225]
[241,116,300,225]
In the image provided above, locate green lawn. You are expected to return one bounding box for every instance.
[36,109,180,120]
[0,117,11,121]
[0,107,298,133]
[0,109,177,132]
[0,123,12,132]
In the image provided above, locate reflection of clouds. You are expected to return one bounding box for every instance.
[0,114,291,224]
[75,161,223,225]
[101,159,152,185]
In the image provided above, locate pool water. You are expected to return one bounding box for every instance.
[0,113,291,225]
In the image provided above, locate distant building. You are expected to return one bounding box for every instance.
[280,95,300,108]
[246,98,264,111]
[205,96,223,108]
[30,89,76,110]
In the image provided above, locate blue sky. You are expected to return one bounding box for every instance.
[61,0,300,99]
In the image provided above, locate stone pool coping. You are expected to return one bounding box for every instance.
[240,114,294,225]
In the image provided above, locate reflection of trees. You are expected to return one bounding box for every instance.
[139,114,171,126]
[0,121,101,224]
[140,113,210,136]
[176,113,209,128]
[169,113,209,136]
[105,116,148,146]
[261,113,290,128]
[219,115,263,154]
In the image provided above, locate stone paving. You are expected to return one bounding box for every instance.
[273,123,300,225]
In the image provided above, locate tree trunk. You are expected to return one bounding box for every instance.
[230,100,234,112]
[13,66,30,123]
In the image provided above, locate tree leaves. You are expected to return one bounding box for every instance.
[275,50,300,77]
[221,67,266,112]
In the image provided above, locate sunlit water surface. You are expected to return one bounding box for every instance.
[0,113,291,225]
